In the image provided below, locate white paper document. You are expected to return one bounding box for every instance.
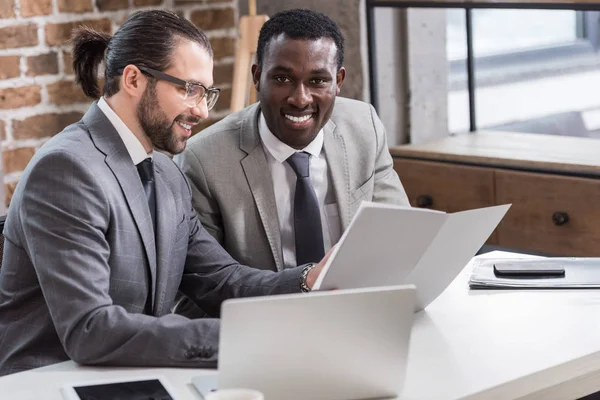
[469,257,600,288]
[313,202,511,310]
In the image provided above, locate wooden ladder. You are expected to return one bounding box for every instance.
[229,0,268,112]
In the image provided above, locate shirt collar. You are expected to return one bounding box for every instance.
[97,97,152,165]
[258,112,324,163]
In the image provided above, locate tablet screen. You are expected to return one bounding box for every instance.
[72,379,174,400]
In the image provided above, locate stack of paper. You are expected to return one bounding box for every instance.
[469,257,600,288]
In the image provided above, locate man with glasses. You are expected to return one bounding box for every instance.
[175,9,409,315]
[0,10,330,376]
[138,66,221,113]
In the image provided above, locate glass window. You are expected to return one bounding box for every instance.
[448,9,579,60]
[447,9,600,138]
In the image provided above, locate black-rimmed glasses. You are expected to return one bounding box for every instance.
[138,66,220,111]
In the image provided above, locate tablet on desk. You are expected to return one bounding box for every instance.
[61,375,177,400]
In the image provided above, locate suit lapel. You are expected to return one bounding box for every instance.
[323,120,352,231]
[239,105,284,271]
[153,161,176,315]
[83,103,157,311]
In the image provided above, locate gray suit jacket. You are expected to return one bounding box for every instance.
[176,97,410,272]
[0,103,304,376]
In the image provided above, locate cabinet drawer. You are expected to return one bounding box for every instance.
[394,159,495,211]
[496,170,600,256]
[394,158,497,244]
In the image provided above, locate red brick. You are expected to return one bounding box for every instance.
[96,0,129,11]
[46,19,112,46]
[63,51,74,75]
[211,37,235,60]
[213,63,233,86]
[133,0,162,5]
[3,147,36,174]
[0,24,38,50]
[13,112,83,140]
[5,181,18,208]
[0,0,15,19]
[20,0,52,17]
[47,80,90,105]
[26,53,59,77]
[191,8,235,31]
[57,0,93,12]
[0,86,41,109]
[0,56,20,79]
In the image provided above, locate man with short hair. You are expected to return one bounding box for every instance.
[177,9,409,278]
[0,10,328,376]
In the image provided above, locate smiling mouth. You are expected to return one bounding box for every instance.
[284,114,313,123]
[176,121,193,130]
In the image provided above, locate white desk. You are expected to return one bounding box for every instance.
[3,251,600,400]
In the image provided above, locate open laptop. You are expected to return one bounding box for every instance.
[194,285,416,400]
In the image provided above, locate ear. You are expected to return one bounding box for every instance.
[120,64,147,99]
[335,67,346,95]
[251,64,261,91]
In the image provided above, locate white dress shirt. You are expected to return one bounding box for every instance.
[258,113,342,268]
[97,97,152,164]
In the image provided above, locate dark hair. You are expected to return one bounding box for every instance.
[72,10,213,99]
[256,9,345,70]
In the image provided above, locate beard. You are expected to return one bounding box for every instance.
[137,81,187,155]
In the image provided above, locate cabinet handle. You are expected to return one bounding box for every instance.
[552,211,570,226]
[416,195,433,208]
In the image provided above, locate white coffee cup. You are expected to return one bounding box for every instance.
[203,388,264,400]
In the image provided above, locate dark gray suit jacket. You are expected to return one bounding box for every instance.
[0,103,303,376]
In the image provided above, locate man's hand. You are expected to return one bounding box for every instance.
[306,245,337,290]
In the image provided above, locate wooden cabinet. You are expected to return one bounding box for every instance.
[394,159,495,211]
[391,132,600,256]
[394,159,498,244]
[496,170,600,256]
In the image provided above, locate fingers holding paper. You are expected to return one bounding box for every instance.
[307,245,338,290]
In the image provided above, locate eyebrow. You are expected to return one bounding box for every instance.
[270,66,332,75]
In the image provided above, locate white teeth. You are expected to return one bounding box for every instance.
[177,121,192,130]
[285,114,311,123]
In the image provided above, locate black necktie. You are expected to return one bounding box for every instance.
[286,152,325,265]
[137,158,156,233]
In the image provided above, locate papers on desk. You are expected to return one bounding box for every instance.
[313,201,511,310]
[469,257,600,288]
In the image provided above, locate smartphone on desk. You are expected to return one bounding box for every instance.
[493,262,565,278]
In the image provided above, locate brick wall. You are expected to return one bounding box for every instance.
[0,0,237,208]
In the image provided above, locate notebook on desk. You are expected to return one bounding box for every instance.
[312,201,511,310]
[469,257,600,288]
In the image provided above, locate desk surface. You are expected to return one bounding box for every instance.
[390,131,600,176]
[3,251,600,400]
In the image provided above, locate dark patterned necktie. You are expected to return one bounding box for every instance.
[286,152,325,264]
[136,158,156,233]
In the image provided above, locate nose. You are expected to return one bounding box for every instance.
[190,97,209,119]
[287,83,311,108]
